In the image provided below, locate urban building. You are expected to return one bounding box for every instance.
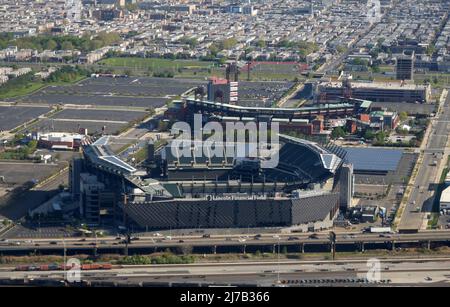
[396,51,414,80]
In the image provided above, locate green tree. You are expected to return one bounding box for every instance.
[256,40,266,48]
[208,44,219,56]
[45,39,57,50]
[331,127,346,139]
[61,41,74,50]
[399,111,408,121]
[363,129,375,140]
[221,37,237,50]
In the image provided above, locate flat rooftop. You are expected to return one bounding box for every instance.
[343,147,403,172]
[321,81,428,91]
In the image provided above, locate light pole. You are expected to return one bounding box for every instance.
[277,236,280,284]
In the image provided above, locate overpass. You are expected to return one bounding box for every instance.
[1,230,450,256]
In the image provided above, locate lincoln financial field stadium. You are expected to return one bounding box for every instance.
[71,131,354,232]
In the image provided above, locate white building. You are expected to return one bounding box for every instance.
[439,186,450,210]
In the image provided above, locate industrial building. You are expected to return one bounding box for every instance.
[35,132,89,151]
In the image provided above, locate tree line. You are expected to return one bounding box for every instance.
[0,32,122,52]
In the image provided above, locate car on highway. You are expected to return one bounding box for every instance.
[288,236,299,241]
[49,241,57,245]
[202,234,211,238]
[308,233,319,239]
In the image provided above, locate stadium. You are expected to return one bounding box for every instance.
[73,132,353,232]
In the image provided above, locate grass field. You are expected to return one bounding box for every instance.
[99,57,213,70]
[0,82,45,99]
[0,75,87,99]
[378,65,394,73]
[98,57,304,81]
[414,72,450,88]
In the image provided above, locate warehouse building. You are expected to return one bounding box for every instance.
[317,80,430,103]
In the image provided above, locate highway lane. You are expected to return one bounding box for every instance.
[2,230,450,252]
[1,259,449,286]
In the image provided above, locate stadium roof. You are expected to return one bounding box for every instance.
[279,134,342,173]
[343,147,402,172]
[84,137,137,175]
[185,97,354,117]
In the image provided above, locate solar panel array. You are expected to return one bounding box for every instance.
[343,147,403,172]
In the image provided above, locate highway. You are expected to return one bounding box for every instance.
[1,230,450,254]
[1,258,449,286]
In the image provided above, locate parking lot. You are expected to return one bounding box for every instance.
[372,102,435,115]
[238,81,294,107]
[22,108,151,136]
[0,106,51,131]
[32,118,125,135]
[1,224,78,239]
[0,162,61,187]
[10,77,204,108]
[9,77,294,109]
[13,94,167,108]
[52,109,149,122]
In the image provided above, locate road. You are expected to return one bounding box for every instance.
[2,230,450,252]
[1,258,449,286]
[399,91,450,231]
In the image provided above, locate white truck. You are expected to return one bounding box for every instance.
[365,227,393,234]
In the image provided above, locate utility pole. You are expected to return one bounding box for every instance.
[329,231,336,260]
